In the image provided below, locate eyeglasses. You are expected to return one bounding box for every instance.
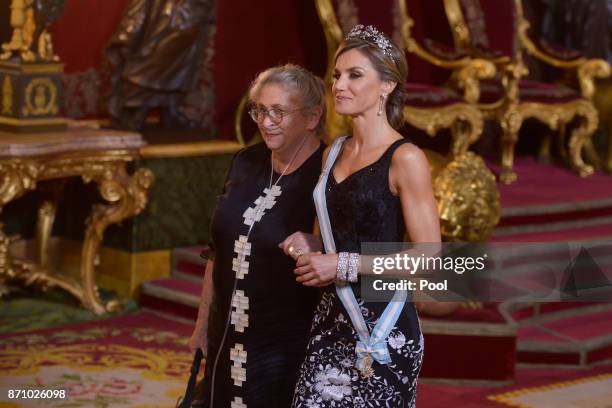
[248,106,306,125]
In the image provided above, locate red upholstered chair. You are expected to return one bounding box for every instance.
[444,0,611,183]
[315,0,495,157]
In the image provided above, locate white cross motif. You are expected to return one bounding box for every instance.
[231,290,249,332]
[232,235,251,279]
[231,397,247,408]
[242,185,282,226]
[232,258,249,279]
[230,343,247,386]
[234,235,251,256]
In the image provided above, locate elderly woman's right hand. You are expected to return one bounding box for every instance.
[189,319,208,354]
[279,231,323,259]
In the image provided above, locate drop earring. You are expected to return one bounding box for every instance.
[377,93,387,116]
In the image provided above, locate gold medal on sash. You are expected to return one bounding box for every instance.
[360,355,374,378]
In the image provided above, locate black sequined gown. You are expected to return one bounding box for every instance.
[192,142,324,408]
[293,138,424,408]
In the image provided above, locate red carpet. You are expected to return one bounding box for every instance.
[490,157,612,239]
[491,157,612,208]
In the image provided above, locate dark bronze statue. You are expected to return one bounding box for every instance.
[106,0,213,130]
[541,0,611,62]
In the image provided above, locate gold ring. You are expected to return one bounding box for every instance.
[288,246,296,256]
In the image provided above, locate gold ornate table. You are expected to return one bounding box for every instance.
[0,128,154,314]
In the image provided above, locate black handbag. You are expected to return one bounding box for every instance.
[176,348,204,408]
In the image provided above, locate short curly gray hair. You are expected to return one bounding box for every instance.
[248,64,327,133]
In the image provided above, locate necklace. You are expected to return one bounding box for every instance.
[268,135,310,189]
[242,135,311,234]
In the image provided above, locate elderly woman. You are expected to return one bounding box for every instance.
[284,26,455,407]
[188,64,326,408]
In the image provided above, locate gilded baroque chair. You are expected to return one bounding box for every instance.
[315,0,496,157]
[443,0,611,183]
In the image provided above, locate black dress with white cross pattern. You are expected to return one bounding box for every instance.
[192,142,324,408]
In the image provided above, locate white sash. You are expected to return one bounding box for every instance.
[312,136,407,373]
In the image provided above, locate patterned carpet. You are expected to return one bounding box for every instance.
[418,364,612,407]
[0,311,194,408]
[1,303,611,407]
[489,373,612,407]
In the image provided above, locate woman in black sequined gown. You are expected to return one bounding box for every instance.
[188,65,326,408]
[285,27,455,407]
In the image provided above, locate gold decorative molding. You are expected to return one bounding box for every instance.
[443,0,471,50]
[0,161,39,205]
[434,152,501,241]
[452,59,496,104]
[577,60,612,101]
[0,60,63,74]
[424,149,501,241]
[1,0,62,63]
[22,77,58,116]
[403,103,483,157]
[0,116,67,126]
[0,149,154,315]
[314,0,343,86]
[1,0,36,62]
[234,92,265,145]
[1,76,13,115]
[139,140,242,159]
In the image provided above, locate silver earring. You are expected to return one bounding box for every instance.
[377,94,387,116]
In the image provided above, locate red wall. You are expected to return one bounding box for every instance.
[51,0,131,72]
[212,0,327,139]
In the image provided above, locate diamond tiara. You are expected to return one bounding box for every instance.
[345,24,394,57]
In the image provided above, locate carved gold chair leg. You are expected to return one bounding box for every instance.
[583,139,601,170]
[568,105,598,177]
[516,101,598,178]
[500,134,519,184]
[80,165,154,315]
[499,109,522,184]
